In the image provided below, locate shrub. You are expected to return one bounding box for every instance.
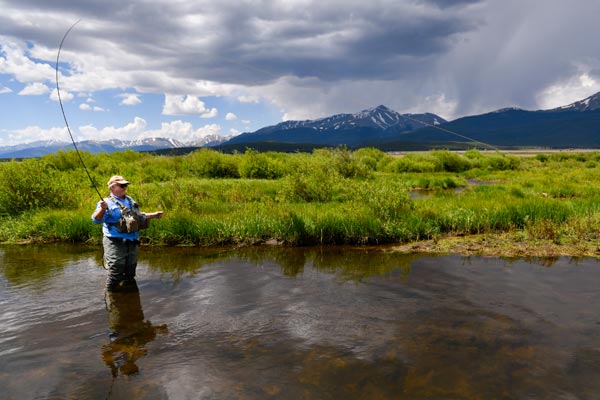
[0,159,73,216]
[430,150,471,172]
[238,149,284,179]
[464,149,483,159]
[183,149,240,178]
[331,147,371,178]
[139,156,181,182]
[480,153,520,170]
[354,147,388,172]
[387,157,438,173]
[43,149,98,171]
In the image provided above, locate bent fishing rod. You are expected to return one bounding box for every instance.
[55,20,104,201]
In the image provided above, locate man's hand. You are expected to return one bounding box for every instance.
[147,211,163,219]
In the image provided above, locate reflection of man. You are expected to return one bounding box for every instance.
[101,280,168,377]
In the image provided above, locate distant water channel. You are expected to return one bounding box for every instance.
[1,244,600,399]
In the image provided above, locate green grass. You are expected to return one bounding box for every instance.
[2,148,600,253]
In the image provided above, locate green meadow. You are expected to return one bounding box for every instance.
[1,147,600,255]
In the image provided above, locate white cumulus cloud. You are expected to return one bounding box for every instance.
[1,85,13,94]
[162,94,218,117]
[225,112,237,121]
[4,126,68,146]
[78,116,148,141]
[147,120,222,142]
[50,88,74,102]
[80,103,106,112]
[0,40,56,83]
[18,82,50,95]
[199,108,218,118]
[119,93,142,106]
[1,117,223,146]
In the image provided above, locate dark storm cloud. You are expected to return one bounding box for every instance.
[422,0,481,9]
[3,0,600,120]
[184,2,481,84]
[1,0,483,84]
[443,0,600,116]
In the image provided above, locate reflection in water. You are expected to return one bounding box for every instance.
[102,281,168,377]
[141,246,418,283]
[1,244,600,399]
[0,244,98,288]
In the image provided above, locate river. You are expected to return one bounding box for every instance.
[1,244,599,399]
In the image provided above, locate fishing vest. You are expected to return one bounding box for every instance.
[107,195,148,233]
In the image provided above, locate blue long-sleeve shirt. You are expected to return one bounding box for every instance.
[92,196,140,241]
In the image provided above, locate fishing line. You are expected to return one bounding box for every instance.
[55,19,104,201]
[218,55,500,151]
[392,113,500,151]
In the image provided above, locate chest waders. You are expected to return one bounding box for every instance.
[101,196,148,276]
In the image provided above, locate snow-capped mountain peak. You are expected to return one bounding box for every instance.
[555,92,600,112]
[225,105,449,147]
[264,105,447,134]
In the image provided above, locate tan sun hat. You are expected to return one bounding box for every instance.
[107,175,130,188]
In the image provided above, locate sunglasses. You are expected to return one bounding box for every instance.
[117,183,129,188]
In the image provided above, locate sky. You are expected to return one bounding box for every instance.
[1,0,600,146]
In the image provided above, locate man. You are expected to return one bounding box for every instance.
[92,175,163,291]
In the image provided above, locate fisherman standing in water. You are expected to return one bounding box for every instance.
[92,175,163,291]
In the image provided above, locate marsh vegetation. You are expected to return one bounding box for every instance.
[1,148,599,254]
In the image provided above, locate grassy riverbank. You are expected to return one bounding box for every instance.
[1,148,600,256]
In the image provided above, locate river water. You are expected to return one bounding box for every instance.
[1,244,599,399]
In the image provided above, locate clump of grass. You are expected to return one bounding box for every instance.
[278,170,339,202]
[349,179,413,220]
[35,211,97,242]
[0,210,96,243]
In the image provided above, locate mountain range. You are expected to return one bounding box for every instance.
[225,105,446,148]
[222,92,600,151]
[3,91,600,159]
[382,93,600,150]
[0,135,229,159]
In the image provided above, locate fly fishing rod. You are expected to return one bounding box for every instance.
[55,20,104,201]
